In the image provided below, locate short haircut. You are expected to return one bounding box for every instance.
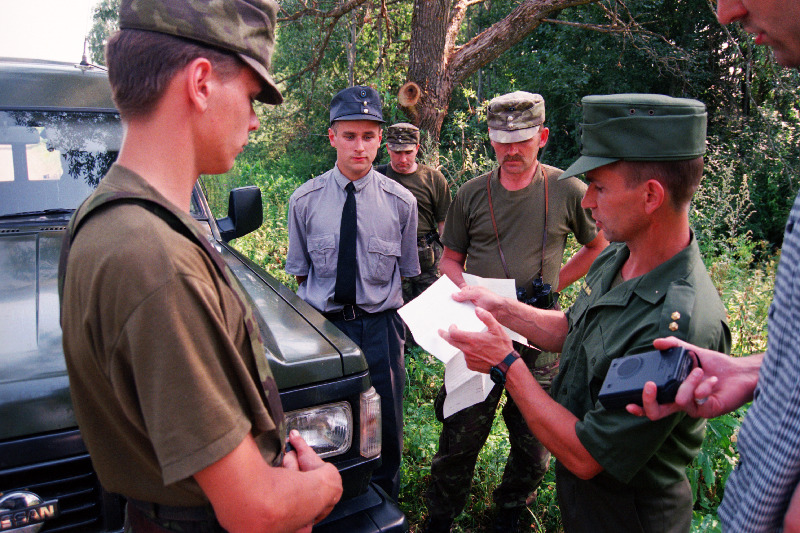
[106,29,244,118]
[329,120,382,134]
[623,157,704,210]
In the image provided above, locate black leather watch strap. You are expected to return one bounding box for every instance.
[490,350,521,386]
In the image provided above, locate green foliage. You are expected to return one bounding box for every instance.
[87,0,120,65]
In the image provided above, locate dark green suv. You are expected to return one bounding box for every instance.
[0,57,407,533]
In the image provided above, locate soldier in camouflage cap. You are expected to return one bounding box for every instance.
[59,1,343,531]
[422,91,607,533]
[376,123,451,316]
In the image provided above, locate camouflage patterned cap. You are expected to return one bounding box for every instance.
[385,123,420,151]
[487,91,545,143]
[119,0,283,105]
[559,94,707,180]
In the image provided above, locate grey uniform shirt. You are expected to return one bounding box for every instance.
[286,166,420,313]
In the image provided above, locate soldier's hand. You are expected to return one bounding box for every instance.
[440,307,513,373]
[287,430,343,525]
[451,285,505,315]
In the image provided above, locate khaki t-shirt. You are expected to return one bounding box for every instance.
[442,165,598,292]
[376,163,451,236]
[61,166,282,506]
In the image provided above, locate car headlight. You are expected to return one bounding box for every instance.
[285,402,352,459]
[360,386,381,459]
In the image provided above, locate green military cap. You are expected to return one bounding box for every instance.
[385,123,420,151]
[487,91,545,143]
[119,0,283,105]
[559,94,707,180]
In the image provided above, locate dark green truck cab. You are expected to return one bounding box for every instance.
[0,57,407,533]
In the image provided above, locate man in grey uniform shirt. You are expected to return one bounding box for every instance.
[286,86,420,500]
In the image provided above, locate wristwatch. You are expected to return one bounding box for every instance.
[490,350,521,386]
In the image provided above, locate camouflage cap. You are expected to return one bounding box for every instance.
[329,86,384,124]
[119,0,283,105]
[559,94,707,180]
[385,123,420,151]
[487,91,545,143]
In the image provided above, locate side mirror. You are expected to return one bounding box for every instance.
[217,186,263,242]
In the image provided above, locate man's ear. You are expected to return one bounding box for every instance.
[539,127,550,147]
[328,127,336,147]
[186,58,214,112]
[643,179,666,214]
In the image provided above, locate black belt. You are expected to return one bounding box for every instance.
[322,304,387,322]
[127,498,218,523]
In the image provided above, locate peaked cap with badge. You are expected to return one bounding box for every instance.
[385,123,420,151]
[119,0,283,105]
[559,93,707,180]
[330,86,385,124]
[487,91,545,143]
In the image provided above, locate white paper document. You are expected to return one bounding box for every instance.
[398,274,527,417]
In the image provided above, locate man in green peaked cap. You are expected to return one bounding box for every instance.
[59,1,342,531]
[439,93,730,532]
[376,123,451,308]
[626,2,800,531]
[422,91,607,533]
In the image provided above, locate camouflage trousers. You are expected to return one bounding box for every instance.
[425,344,559,522]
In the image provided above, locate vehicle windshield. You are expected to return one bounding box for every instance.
[0,110,122,218]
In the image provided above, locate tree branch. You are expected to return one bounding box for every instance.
[447,0,597,84]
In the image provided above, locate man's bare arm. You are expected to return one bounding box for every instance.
[440,246,467,288]
[195,432,342,533]
[557,231,608,292]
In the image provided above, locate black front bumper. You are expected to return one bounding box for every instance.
[314,483,408,532]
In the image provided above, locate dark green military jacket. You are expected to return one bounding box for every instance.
[551,234,730,489]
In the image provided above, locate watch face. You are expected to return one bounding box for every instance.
[490,366,505,385]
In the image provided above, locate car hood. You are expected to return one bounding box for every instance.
[0,228,365,441]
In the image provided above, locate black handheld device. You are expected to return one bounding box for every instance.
[597,346,693,409]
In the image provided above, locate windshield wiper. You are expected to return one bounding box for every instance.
[0,208,75,220]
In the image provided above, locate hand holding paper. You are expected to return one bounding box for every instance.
[398,274,522,417]
[397,276,487,364]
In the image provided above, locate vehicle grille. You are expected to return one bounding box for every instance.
[0,453,121,532]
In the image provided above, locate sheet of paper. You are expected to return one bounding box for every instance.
[398,273,529,416]
[397,276,486,364]
[461,273,526,344]
[443,368,494,419]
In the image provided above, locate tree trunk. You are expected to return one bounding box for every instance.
[406,0,597,153]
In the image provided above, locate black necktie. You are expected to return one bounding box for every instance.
[334,182,357,304]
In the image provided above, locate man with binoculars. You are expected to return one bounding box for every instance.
[422,91,607,533]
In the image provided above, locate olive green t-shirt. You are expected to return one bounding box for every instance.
[442,165,598,292]
[376,163,451,236]
[61,166,282,506]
